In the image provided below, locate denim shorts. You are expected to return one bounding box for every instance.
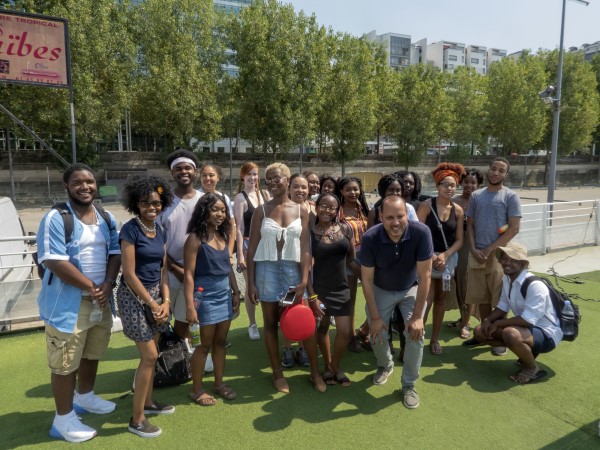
[194,275,232,326]
[255,260,301,302]
[531,326,556,357]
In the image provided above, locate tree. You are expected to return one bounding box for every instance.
[317,33,379,175]
[388,64,449,170]
[1,0,137,164]
[131,0,224,150]
[228,0,328,159]
[590,54,600,150]
[446,67,488,162]
[486,55,547,155]
[371,44,395,153]
[540,50,600,155]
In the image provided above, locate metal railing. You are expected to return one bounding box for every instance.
[516,199,600,255]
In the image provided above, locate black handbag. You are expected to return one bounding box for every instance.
[154,326,192,388]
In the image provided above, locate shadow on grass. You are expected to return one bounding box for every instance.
[422,344,557,392]
[539,420,600,448]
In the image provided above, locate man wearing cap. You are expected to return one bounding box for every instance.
[360,196,433,409]
[463,157,521,356]
[471,242,562,383]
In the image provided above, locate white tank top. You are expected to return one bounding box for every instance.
[254,204,302,262]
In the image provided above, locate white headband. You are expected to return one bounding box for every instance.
[170,157,196,170]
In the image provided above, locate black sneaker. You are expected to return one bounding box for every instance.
[128,417,162,438]
[144,402,175,415]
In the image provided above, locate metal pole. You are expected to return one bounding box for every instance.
[547,0,566,206]
[6,128,16,203]
[69,87,77,163]
[47,167,51,200]
[229,136,233,197]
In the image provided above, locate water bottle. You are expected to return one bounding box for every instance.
[561,300,576,337]
[193,286,204,310]
[442,266,451,292]
[89,300,103,323]
[189,323,201,348]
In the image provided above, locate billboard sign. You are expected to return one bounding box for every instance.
[0,10,70,88]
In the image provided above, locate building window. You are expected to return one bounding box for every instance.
[461,56,465,63]
[202,146,210,153]
[448,64,454,69]
[217,146,225,153]
[471,58,479,64]
[448,54,457,61]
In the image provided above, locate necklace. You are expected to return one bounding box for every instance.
[135,216,156,233]
[317,223,338,241]
[74,207,97,225]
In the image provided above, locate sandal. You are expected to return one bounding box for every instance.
[323,371,337,385]
[212,384,237,400]
[335,372,351,387]
[429,340,443,355]
[189,389,217,406]
[459,326,471,339]
[348,336,364,353]
[355,329,373,351]
[510,369,548,384]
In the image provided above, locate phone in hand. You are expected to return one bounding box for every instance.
[280,286,297,306]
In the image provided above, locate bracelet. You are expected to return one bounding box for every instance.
[146,298,155,305]
[163,298,171,304]
[308,294,318,302]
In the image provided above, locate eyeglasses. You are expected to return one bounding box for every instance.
[265,176,285,185]
[140,200,163,208]
[439,182,457,189]
[317,204,338,213]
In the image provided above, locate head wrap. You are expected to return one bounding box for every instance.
[431,163,466,185]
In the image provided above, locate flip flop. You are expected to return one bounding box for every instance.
[510,369,548,384]
[429,340,443,355]
[459,326,471,339]
[212,384,237,400]
[323,371,337,385]
[336,372,351,387]
[446,319,461,328]
[190,389,217,406]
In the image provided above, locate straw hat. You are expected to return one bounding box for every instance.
[495,241,530,267]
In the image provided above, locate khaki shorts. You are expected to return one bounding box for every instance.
[170,285,188,323]
[46,297,113,375]
[465,254,503,306]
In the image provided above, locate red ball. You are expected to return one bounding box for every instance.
[280,304,316,341]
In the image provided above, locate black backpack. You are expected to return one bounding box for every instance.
[32,202,114,282]
[520,276,581,342]
[154,327,192,387]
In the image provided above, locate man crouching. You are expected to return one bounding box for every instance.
[471,242,562,384]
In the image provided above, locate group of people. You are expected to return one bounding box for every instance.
[36,152,564,443]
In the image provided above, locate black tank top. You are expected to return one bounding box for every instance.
[424,197,457,252]
[241,191,263,238]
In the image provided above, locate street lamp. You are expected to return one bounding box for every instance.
[545,0,590,205]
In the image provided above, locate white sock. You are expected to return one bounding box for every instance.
[55,410,76,425]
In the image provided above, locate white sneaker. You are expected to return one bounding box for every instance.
[248,324,261,340]
[204,354,214,373]
[73,391,116,414]
[49,411,97,443]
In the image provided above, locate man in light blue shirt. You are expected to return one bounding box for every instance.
[37,164,120,443]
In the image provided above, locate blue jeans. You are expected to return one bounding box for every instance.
[366,285,424,389]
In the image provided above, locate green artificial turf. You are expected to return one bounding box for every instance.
[2,275,600,449]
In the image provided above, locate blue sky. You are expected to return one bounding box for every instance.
[288,0,599,54]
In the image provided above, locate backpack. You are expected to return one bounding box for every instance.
[153,327,192,387]
[32,202,115,281]
[520,275,581,342]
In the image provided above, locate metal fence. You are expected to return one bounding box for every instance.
[515,199,600,255]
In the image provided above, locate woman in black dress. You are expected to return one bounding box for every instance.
[309,194,359,386]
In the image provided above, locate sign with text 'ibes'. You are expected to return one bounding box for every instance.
[0,10,71,88]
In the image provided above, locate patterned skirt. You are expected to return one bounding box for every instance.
[116,282,168,342]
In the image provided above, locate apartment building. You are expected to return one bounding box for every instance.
[365,31,412,70]
[427,40,466,72]
[465,45,487,74]
[487,48,507,71]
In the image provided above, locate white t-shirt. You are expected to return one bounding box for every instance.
[157,191,202,289]
[78,221,107,287]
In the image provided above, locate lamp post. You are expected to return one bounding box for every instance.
[547,0,590,205]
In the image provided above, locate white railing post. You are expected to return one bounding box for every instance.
[541,203,548,255]
[595,200,600,246]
